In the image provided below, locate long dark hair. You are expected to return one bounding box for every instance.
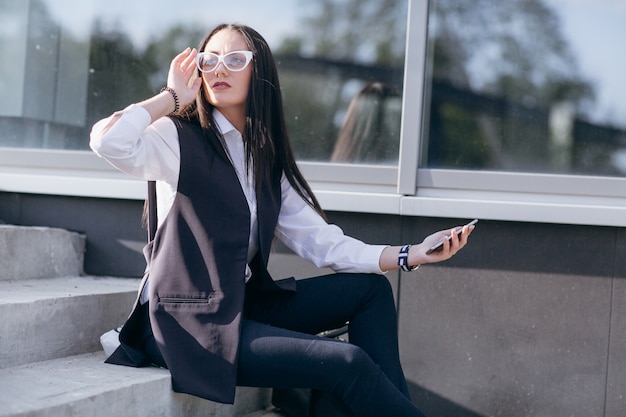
[331,82,401,163]
[179,23,326,220]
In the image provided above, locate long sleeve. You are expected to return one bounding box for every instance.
[90,104,180,225]
[275,176,387,274]
[90,104,180,185]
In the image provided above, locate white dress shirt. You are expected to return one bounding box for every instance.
[90,105,386,286]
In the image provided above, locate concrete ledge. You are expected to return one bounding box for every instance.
[0,276,139,369]
[0,225,85,280]
[0,352,271,417]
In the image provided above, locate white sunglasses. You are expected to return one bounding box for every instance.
[196,50,253,73]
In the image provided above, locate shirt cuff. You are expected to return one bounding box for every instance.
[360,244,389,275]
[115,104,152,132]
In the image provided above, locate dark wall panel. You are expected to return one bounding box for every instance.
[396,217,623,417]
[0,192,146,277]
[605,227,626,416]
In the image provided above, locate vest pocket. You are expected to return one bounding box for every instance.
[156,292,221,312]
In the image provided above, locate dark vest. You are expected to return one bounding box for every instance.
[107,117,295,404]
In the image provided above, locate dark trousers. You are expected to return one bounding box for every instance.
[143,273,426,417]
[239,273,426,417]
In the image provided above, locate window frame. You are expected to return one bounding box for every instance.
[1,0,625,228]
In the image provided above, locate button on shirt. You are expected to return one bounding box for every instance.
[90,105,386,294]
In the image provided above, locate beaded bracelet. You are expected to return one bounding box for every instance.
[160,86,180,114]
[398,244,420,272]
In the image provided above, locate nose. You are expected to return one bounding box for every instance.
[214,62,228,76]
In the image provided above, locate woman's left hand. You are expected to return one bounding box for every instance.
[413,223,474,264]
[379,223,475,272]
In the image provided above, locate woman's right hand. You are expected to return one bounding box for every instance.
[166,48,203,108]
[136,48,203,122]
[96,48,204,132]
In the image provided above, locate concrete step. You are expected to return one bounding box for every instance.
[0,351,271,417]
[0,276,139,369]
[0,225,85,281]
[0,224,273,417]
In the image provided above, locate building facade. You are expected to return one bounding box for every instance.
[1,1,625,415]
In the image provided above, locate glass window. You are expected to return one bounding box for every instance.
[0,0,407,166]
[423,0,626,177]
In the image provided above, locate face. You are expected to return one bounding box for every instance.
[201,29,253,117]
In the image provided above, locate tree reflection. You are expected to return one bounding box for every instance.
[425,0,625,176]
[87,20,156,130]
[274,0,407,162]
[431,0,593,105]
[82,0,408,161]
[87,22,204,132]
[4,0,622,176]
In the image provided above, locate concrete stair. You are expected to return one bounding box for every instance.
[0,225,281,417]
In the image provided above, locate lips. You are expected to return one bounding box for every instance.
[212,81,231,89]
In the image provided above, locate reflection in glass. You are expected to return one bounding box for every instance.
[423,0,626,177]
[0,0,90,149]
[0,0,407,166]
[330,83,402,163]
[274,1,407,164]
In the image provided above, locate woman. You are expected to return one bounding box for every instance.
[90,23,474,417]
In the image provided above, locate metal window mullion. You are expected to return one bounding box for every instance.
[397,0,430,196]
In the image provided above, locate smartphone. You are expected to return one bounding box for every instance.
[425,219,478,255]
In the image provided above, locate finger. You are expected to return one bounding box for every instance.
[448,228,460,250]
[180,48,198,74]
[168,50,198,89]
[459,225,470,245]
[460,223,476,245]
[171,49,196,76]
[440,230,453,253]
[170,48,190,69]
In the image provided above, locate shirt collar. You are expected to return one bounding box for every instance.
[213,109,238,137]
